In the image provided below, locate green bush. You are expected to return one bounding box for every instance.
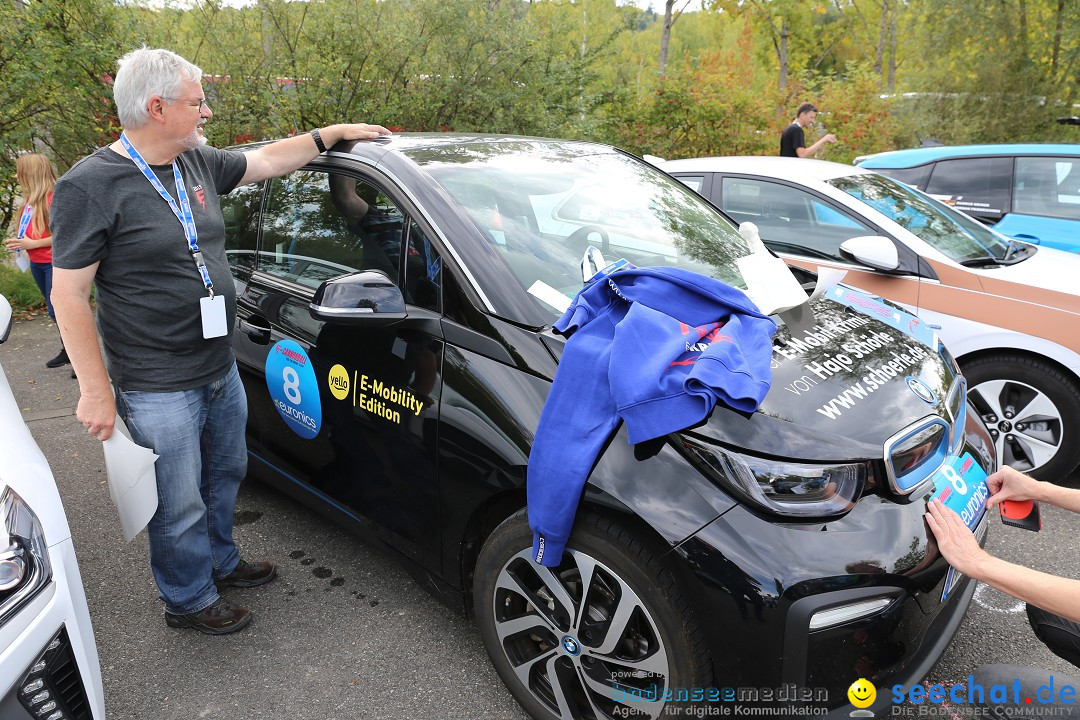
[0,257,47,312]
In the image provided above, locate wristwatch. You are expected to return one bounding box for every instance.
[310,128,327,153]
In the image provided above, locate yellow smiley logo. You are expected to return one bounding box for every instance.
[847,678,876,708]
[328,364,350,400]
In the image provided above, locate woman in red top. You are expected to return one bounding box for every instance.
[5,153,68,368]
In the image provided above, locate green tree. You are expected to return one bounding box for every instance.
[0,0,128,227]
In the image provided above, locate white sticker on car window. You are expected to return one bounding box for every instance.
[528,280,573,314]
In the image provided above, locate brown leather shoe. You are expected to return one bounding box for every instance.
[165,598,251,635]
[217,558,276,588]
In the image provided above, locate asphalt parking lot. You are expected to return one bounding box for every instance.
[3,313,1080,719]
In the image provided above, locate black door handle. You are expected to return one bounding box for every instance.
[239,316,271,345]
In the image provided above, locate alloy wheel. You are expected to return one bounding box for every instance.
[489,548,671,720]
[968,378,1064,473]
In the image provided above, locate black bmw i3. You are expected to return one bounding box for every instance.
[221,134,995,719]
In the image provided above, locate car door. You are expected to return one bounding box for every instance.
[234,166,445,570]
[921,157,1012,227]
[709,174,924,309]
[996,156,1080,252]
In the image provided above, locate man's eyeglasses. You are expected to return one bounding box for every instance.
[162,96,209,112]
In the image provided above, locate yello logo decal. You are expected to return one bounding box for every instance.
[328,364,350,400]
[265,339,322,440]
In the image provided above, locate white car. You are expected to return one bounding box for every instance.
[663,156,1080,481]
[0,295,105,720]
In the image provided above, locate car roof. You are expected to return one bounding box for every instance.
[342,132,612,164]
[857,143,1080,168]
[234,132,613,167]
[661,155,872,183]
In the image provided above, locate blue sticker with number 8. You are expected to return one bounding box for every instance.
[265,339,322,439]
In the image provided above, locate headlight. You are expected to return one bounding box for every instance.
[0,487,53,626]
[680,439,867,518]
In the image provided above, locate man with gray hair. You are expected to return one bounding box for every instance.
[50,47,389,634]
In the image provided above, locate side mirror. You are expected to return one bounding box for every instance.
[0,295,11,344]
[309,270,407,326]
[839,236,900,272]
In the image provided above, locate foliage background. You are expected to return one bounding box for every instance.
[2,0,1078,308]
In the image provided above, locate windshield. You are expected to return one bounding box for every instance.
[407,141,750,319]
[828,173,1011,263]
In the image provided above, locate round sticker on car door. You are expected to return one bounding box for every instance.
[265,339,322,439]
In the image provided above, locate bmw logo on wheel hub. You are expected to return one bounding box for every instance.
[561,635,581,657]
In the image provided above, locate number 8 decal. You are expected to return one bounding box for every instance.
[940,465,967,495]
[265,339,322,439]
[283,366,302,404]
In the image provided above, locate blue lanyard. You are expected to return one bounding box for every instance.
[16,204,32,240]
[119,132,214,296]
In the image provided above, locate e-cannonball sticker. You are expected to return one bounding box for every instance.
[265,339,322,440]
[328,364,350,401]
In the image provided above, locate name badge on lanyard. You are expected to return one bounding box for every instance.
[119,132,226,339]
[13,205,32,272]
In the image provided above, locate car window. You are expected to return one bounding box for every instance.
[413,143,750,319]
[674,175,706,192]
[259,171,404,290]
[923,157,1011,218]
[1013,157,1080,221]
[829,173,1011,262]
[403,220,442,313]
[718,177,875,262]
[872,165,932,189]
[221,180,263,278]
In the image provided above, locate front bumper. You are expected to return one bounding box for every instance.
[0,538,104,720]
[674,488,989,715]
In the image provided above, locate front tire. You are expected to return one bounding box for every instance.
[964,353,1080,481]
[474,510,711,720]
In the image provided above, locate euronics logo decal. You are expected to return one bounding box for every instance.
[265,340,322,440]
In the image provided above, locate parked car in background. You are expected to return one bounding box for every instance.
[853,144,1080,252]
[221,134,995,719]
[663,156,1080,481]
[0,295,105,720]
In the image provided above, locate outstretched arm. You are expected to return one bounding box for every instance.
[240,123,390,185]
[926,498,1080,623]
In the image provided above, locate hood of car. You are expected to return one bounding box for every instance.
[687,294,958,462]
[971,244,1080,301]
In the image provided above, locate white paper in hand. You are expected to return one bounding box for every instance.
[103,415,159,541]
[735,222,810,315]
[14,250,30,273]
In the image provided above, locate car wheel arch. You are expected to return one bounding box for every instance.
[460,488,666,616]
[958,348,1080,480]
[473,506,715,718]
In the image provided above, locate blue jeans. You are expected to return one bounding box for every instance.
[29,261,54,321]
[116,364,248,614]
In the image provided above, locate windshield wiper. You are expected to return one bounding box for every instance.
[1003,238,1021,262]
[960,240,1028,267]
[958,256,1004,267]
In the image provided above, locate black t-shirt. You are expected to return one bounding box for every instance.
[51,144,247,391]
[780,122,805,157]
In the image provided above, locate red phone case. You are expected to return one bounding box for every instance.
[999,499,1042,531]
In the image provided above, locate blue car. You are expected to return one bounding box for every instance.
[855,144,1080,252]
